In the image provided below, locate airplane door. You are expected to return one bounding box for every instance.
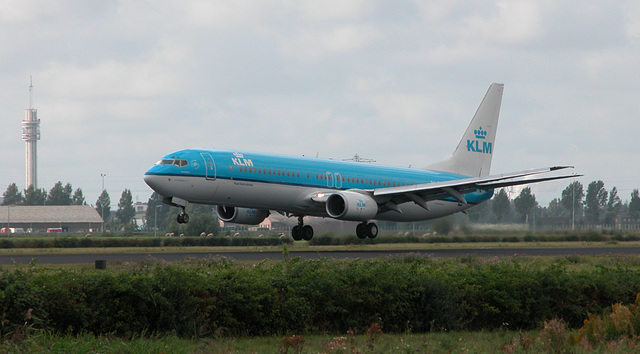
[326,172,333,188]
[201,153,216,180]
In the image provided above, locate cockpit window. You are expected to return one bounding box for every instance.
[155,159,189,167]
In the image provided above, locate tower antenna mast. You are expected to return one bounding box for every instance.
[29,75,33,109]
[23,76,40,189]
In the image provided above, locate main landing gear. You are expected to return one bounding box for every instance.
[356,222,378,239]
[291,216,314,241]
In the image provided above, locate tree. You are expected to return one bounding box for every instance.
[630,189,640,218]
[186,213,220,236]
[585,180,607,224]
[23,185,47,205]
[168,204,219,236]
[514,187,537,222]
[2,183,23,205]
[96,190,111,223]
[432,216,453,235]
[561,181,584,217]
[492,189,511,222]
[72,188,86,205]
[467,198,491,222]
[46,181,73,205]
[116,189,136,225]
[145,192,171,231]
[546,198,563,218]
[605,187,622,225]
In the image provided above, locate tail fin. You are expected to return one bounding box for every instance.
[426,83,504,177]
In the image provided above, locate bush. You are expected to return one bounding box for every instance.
[3,256,640,338]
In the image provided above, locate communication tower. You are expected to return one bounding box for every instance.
[22,76,40,189]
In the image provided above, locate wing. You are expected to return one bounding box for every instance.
[371,166,580,212]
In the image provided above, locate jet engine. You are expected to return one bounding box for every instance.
[326,191,378,221]
[216,206,270,225]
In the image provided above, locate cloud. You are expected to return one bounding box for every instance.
[0,0,639,207]
[461,0,544,45]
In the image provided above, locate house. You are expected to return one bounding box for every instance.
[0,205,103,233]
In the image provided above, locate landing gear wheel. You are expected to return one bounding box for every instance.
[177,211,189,224]
[356,223,367,239]
[292,225,302,241]
[302,225,314,241]
[291,216,314,241]
[356,222,378,239]
[366,222,378,239]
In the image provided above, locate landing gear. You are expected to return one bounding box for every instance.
[291,216,314,241]
[177,207,189,224]
[356,222,378,239]
[165,197,190,224]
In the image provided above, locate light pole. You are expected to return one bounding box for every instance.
[154,205,161,237]
[572,182,575,231]
[100,173,106,233]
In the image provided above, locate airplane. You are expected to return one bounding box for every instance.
[144,83,579,240]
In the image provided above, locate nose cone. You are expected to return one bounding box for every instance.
[143,172,162,194]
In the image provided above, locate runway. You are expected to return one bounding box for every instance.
[2,246,640,265]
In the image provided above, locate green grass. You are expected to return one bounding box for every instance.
[6,329,640,353]
[0,330,527,353]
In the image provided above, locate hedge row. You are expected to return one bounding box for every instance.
[2,256,640,338]
[1,230,639,249]
[0,236,291,249]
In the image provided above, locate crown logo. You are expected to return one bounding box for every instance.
[474,127,487,139]
[233,152,244,158]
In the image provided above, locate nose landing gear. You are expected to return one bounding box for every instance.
[177,207,189,224]
[163,197,190,224]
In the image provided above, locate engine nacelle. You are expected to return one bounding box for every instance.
[216,206,270,225]
[326,191,378,221]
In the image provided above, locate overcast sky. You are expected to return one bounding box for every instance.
[1,0,639,207]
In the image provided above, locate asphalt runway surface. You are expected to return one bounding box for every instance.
[2,247,640,265]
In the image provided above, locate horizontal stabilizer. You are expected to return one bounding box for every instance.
[370,166,580,209]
